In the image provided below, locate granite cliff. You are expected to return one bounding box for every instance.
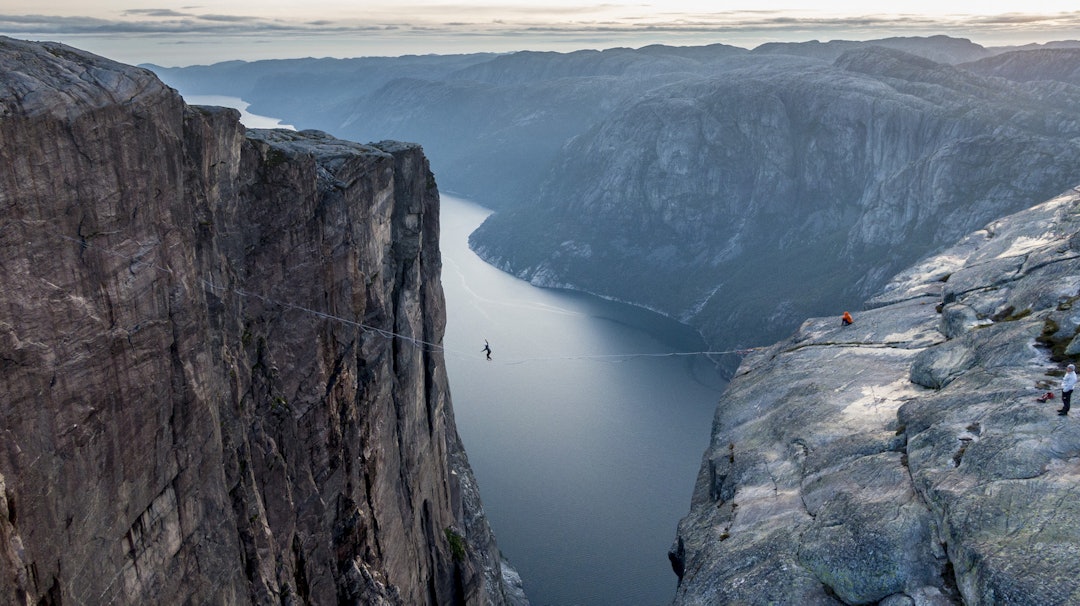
[149,37,993,213]
[469,45,1080,369]
[671,186,1080,604]
[0,37,525,605]
[149,40,1080,372]
[149,44,749,210]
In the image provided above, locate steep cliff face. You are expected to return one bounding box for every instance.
[148,36,1005,213]
[0,37,525,606]
[671,186,1080,604]
[150,40,1080,371]
[470,46,1080,366]
[150,44,751,210]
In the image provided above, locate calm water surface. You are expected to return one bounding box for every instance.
[183,95,296,129]
[440,195,728,606]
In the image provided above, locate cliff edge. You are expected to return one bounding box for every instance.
[672,186,1080,604]
[0,37,525,605]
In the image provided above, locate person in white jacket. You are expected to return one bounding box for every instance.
[1058,364,1077,416]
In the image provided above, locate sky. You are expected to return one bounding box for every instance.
[3,1,1080,66]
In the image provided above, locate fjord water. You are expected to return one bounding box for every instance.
[440,196,728,606]
[181,90,727,604]
[184,95,296,129]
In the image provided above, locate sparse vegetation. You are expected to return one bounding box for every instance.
[444,528,466,562]
[992,306,1031,322]
[1036,318,1079,363]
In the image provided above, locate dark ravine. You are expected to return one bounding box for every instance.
[0,37,525,605]
[671,186,1080,604]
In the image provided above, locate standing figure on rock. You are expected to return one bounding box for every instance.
[482,339,493,361]
[1058,363,1076,416]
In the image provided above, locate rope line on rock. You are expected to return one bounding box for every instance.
[498,350,748,365]
[203,279,752,364]
[18,220,754,364]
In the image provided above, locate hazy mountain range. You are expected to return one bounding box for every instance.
[150,35,1080,368]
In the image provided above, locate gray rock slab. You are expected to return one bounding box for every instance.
[674,188,1080,604]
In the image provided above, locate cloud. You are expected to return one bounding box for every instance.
[0,14,121,32]
[2,7,1080,44]
[0,12,292,35]
[122,9,190,18]
[968,11,1080,26]
[197,14,265,23]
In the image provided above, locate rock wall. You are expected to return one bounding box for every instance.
[151,40,1080,375]
[671,186,1080,604]
[469,46,1080,368]
[0,37,525,606]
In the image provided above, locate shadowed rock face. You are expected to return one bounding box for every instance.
[149,43,750,212]
[671,187,1080,604]
[0,37,525,606]
[469,46,1080,368]
[150,39,1080,374]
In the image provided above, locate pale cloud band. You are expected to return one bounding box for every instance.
[2,4,1079,65]
[3,5,1080,37]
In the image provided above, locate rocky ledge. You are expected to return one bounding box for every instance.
[0,37,524,605]
[671,187,1080,604]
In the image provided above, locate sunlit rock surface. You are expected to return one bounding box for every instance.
[0,36,525,606]
[671,187,1080,604]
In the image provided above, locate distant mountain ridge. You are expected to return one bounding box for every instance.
[150,35,1080,368]
[470,44,1080,362]
[753,34,993,64]
[962,47,1080,84]
[150,43,756,209]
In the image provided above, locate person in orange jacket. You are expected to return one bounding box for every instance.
[841,311,854,326]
